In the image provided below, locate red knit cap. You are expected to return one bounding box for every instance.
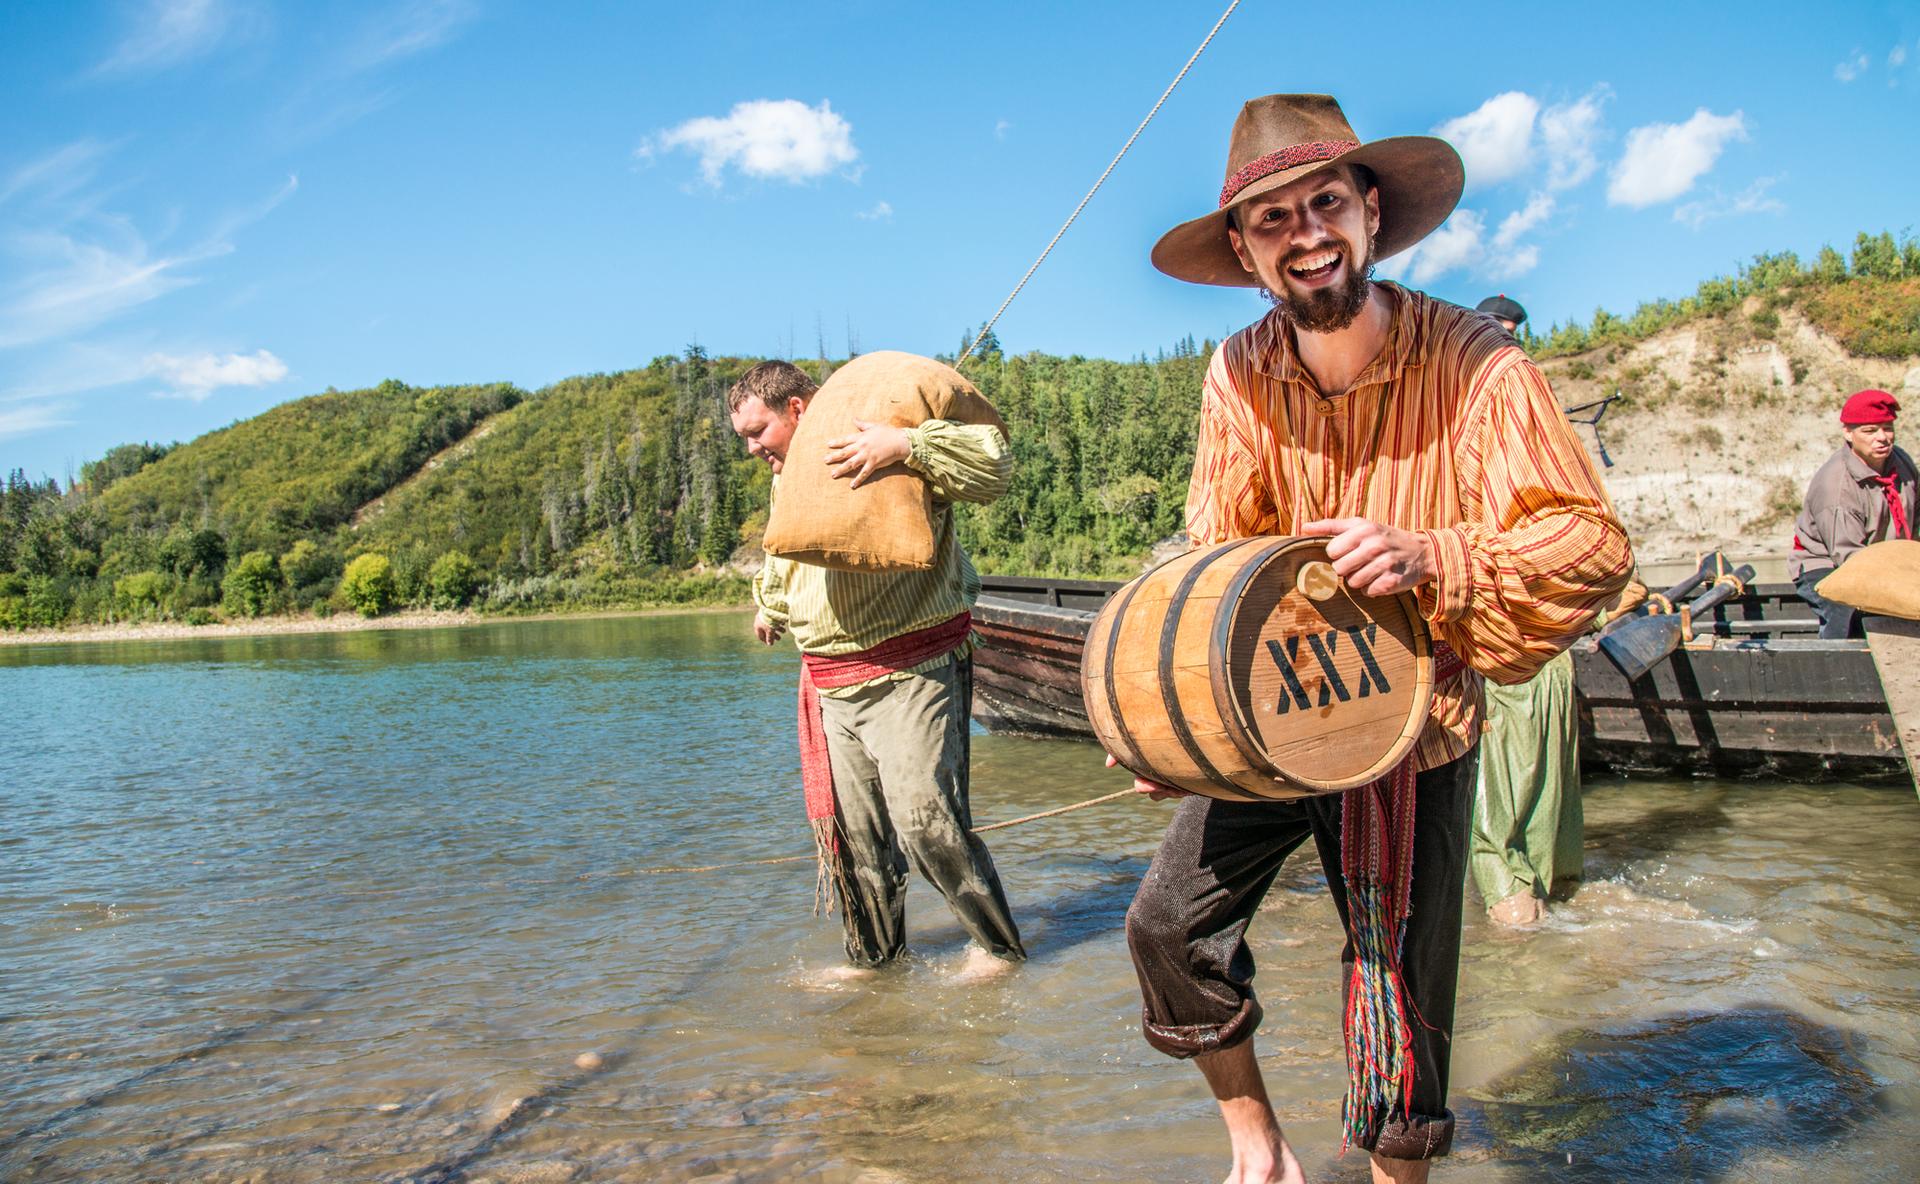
[1840,389,1898,426]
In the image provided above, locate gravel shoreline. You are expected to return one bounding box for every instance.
[0,603,751,648]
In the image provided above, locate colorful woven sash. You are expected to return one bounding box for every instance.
[1339,640,1465,1151]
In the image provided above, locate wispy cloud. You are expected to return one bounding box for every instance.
[638,99,859,187]
[1379,202,1542,286]
[0,229,221,350]
[0,139,119,208]
[1892,44,1909,68]
[0,174,295,350]
[145,348,288,400]
[1835,49,1870,82]
[1434,92,1539,189]
[0,402,75,442]
[994,119,1011,140]
[1673,176,1786,229]
[1607,108,1747,208]
[91,0,242,77]
[856,201,893,222]
[346,0,478,71]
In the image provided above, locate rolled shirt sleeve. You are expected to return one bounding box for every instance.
[752,551,789,631]
[903,419,1013,505]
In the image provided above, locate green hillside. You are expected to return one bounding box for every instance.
[3,228,1916,632]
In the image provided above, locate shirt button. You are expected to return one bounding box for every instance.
[1315,399,1335,413]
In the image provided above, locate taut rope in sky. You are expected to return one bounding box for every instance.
[956,0,1244,365]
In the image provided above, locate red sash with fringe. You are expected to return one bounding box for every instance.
[796,612,973,909]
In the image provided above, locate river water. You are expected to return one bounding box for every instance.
[3,610,1917,1183]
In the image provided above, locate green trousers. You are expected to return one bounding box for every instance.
[1469,650,1583,906]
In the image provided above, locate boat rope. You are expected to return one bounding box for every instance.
[955,0,1242,365]
[221,786,1143,903]
[605,787,1140,878]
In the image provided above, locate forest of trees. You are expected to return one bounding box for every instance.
[2,229,1915,631]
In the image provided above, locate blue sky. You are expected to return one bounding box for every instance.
[4,0,1917,481]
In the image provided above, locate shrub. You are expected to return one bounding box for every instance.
[114,570,171,619]
[341,553,396,617]
[221,550,282,618]
[428,551,479,609]
[279,539,335,587]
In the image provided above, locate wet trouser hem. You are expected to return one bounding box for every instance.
[1140,997,1263,1059]
[1365,1110,1455,1160]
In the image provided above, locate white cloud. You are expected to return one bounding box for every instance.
[994,119,1011,140]
[0,403,74,442]
[1539,88,1609,190]
[1891,45,1909,68]
[1607,108,1747,208]
[1673,175,1787,229]
[1434,92,1539,189]
[92,0,235,76]
[1380,204,1541,286]
[640,99,859,187]
[856,201,893,221]
[1835,49,1870,82]
[144,349,288,400]
[1493,191,1555,250]
[1405,210,1486,284]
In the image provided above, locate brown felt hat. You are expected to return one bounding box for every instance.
[1152,94,1464,287]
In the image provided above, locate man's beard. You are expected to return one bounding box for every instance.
[1261,234,1375,333]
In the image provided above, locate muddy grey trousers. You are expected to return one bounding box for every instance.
[1124,754,1475,1161]
[816,653,1025,967]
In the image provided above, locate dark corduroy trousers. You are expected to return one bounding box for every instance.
[1125,753,1475,1160]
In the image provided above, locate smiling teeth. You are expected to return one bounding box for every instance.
[1290,251,1339,273]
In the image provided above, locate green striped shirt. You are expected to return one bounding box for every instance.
[754,420,1012,696]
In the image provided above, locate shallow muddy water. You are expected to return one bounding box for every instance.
[3,610,1917,1182]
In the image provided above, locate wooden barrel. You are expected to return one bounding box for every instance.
[1081,537,1434,801]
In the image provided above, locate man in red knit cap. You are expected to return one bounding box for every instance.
[1790,389,1917,638]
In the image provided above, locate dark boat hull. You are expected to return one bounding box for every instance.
[972,577,1907,781]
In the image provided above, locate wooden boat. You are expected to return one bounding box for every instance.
[973,574,1912,782]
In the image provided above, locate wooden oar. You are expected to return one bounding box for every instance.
[1598,563,1755,681]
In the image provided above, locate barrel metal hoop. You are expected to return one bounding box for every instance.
[1159,540,1258,790]
[1101,569,1153,777]
[1208,538,1298,779]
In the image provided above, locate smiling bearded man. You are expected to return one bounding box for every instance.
[1114,94,1633,1184]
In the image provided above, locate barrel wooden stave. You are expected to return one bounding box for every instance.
[1082,536,1431,802]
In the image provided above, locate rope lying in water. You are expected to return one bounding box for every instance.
[222,787,1142,903]
[606,787,1140,877]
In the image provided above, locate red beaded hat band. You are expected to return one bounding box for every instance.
[1218,140,1360,208]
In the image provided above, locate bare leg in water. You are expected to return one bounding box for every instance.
[1195,1040,1433,1184]
[1195,1040,1304,1184]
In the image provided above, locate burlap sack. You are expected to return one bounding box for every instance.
[762,351,1006,571]
[1817,539,1920,621]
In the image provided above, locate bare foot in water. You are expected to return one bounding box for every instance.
[811,964,878,987]
[1488,890,1547,927]
[951,946,1018,984]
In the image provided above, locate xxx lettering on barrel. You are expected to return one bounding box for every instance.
[1263,624,1390,714]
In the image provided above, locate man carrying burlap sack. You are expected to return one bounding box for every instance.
[728,358,1025,982]
[1117,94,1632,1183]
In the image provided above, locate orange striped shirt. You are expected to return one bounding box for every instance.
[1186,283,1633,771]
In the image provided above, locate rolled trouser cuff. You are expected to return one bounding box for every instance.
[1140,996,1262,1059]
[1366,1110,1455,1160]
